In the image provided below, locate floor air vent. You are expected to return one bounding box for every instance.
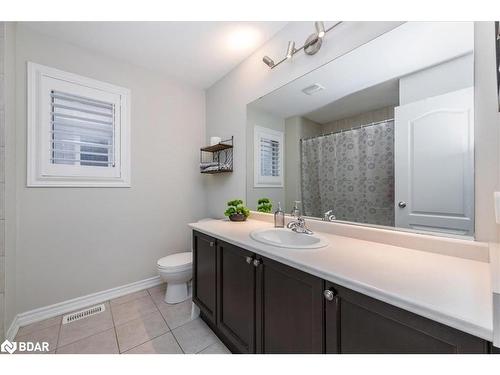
[62,304,106,325]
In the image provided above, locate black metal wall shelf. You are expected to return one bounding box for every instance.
[200,136,233,174]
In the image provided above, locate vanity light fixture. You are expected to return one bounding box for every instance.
[262,55,275,68]
[262,21,342,70]
[315,21,326,38]
[286,41,295,59]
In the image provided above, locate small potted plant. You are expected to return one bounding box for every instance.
[224,199,250,222]
[257,198,272,213]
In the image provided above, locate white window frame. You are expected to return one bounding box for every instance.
[254,125,284,188]
[27,62,131,187]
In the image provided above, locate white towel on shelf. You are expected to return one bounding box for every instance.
[201,162,231,172]
[200,162,219,169]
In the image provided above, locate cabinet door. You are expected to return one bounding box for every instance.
[325,282,488,354]
[192,231,217,325]
[217,241,256,353]
[324,284,340,353]
[256,256,324,353]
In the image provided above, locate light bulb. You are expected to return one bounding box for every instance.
[315,21,325,38]
[286,41,295,59]
[262,55,275,68]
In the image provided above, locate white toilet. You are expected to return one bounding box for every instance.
[157,252,193,304]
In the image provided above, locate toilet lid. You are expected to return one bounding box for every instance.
[157,252,192,271]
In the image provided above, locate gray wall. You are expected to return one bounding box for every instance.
[284,116,322,212]
[474,22,500,243]
[0,22,5,340]
[6,24,207,319]
[322,106,395,134]
[4,21,16,334]
[475,22,500,343]
[399,53,474,105]
[206,21,499,243]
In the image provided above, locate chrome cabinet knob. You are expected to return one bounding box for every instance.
[398,201,407,208]
[246,256,253,264]
[323,289,337,301]
[209,241,215,247]
[253,259,261,267]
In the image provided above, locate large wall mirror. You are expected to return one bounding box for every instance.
[246,22,475,238]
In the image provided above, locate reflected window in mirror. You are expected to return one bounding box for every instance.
[254,126,284,188]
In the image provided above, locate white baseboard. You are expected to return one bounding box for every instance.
[5,275,162,341]
[5,315,20,342]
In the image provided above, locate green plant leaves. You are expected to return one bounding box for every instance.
[225,199,250,218]
[257,198,272,213]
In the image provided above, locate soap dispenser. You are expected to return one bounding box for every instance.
[291,201,301,217]
[274,202,285,228]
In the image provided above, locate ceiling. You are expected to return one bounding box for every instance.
[304,79,400,124]
[22,21,289,89]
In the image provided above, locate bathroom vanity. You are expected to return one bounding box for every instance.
[190,218,494,354]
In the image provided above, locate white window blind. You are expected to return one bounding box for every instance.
[260,137,280,177]
[51,90,115,168]
[254,126,284,188]
[28,62,130,187]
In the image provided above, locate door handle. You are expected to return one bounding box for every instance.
[245,256,253,264]
[209,241,215,247]
[252,259,261,267]
[398,201,407,208]
[323,288,337,301]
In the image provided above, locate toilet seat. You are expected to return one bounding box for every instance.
[157,252,192,272]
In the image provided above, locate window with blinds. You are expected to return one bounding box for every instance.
[254,126,284,188]
[260,137,280,177]
[51,90,115,168]
[27,62,130,187]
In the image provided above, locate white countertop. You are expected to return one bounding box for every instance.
[189,218,493,341]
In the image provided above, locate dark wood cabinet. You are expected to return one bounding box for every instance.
[192,231,490,354]
[192,231,217,326]
[324,284,340,353]
[255,256,324,354]
[216,241,256,353]
[325,282,489,354]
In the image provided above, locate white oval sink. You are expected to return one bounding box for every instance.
[250,228,328,249]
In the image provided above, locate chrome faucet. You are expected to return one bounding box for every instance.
[287,216,314,235]
[323,210,336,222]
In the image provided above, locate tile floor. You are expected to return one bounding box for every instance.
[14,283,231,354]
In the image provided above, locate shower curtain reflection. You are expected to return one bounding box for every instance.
[300,120,395,226]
